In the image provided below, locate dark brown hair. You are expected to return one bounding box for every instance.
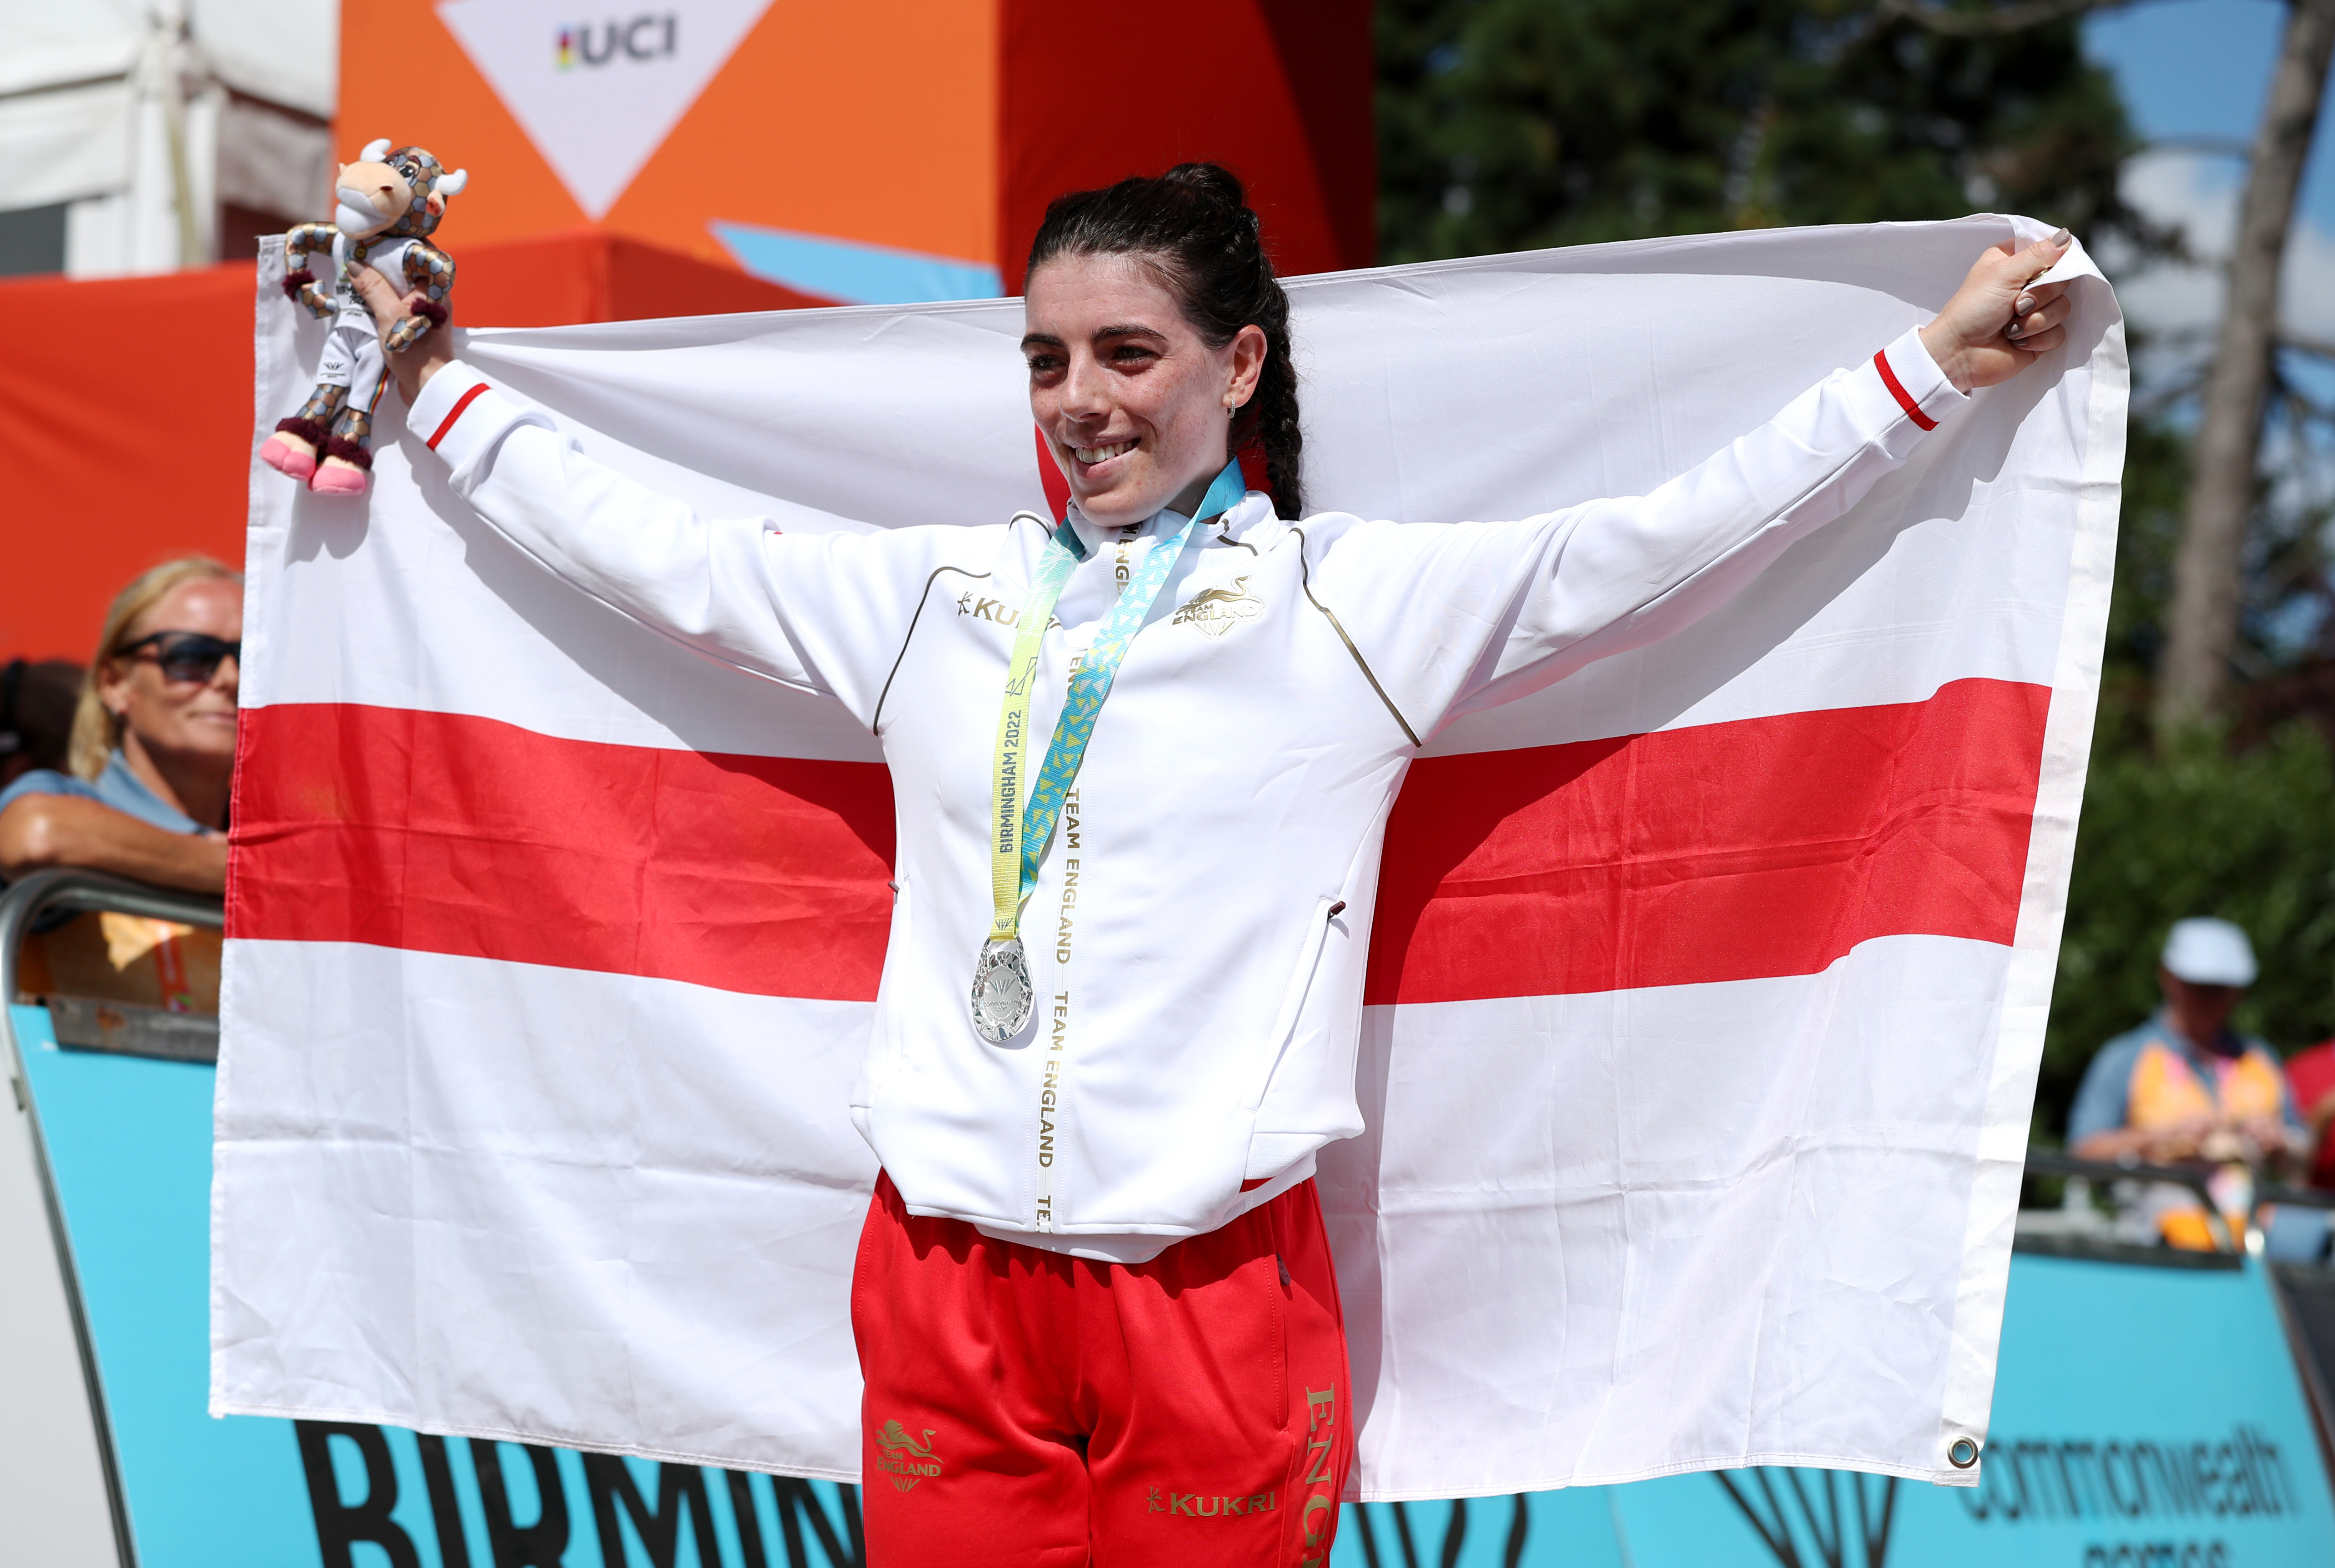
[1026,163,1303,518]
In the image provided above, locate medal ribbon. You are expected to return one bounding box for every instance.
[986,459,1246,944]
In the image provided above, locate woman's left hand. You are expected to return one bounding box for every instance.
[1918,231,2075,394]
[352,263,455,403]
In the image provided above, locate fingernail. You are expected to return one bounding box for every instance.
[2015,294,2036,316]
[2050,227,2071,246]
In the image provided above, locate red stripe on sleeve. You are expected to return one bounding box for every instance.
[426,382,491,449]
[1873,350,1938,431]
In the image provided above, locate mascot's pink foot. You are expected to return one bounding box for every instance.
[260,435,315,481]
[309,461,370,496]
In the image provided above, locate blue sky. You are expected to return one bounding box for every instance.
[2087,0,2335,229]
[2086,0,2335,558]
[2082,0,2335,349]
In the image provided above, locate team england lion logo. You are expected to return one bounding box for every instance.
[1170,575,1265,638]
[874,1420,944,1491]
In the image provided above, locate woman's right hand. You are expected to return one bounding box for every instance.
[1917,233,2075,394]
[352,264,455,404]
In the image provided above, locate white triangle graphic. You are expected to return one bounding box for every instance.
[435,0,775,220]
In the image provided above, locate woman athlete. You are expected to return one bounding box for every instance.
[351,165,2072,1568]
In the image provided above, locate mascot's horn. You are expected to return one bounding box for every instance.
[359,137,393,161]
[438,169,470,197]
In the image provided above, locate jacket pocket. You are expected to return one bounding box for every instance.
[1248,897,1341,1110]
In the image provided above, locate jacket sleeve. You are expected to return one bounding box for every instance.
[1306,325,1968,733]
[409,361,958,727]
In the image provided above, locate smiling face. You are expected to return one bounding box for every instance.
[95,576,242,782]
[1023,252,1265,529]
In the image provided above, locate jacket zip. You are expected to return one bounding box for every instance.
[1257,898,1343,1099]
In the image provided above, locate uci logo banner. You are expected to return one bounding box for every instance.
[557,14,680,69]
[436,0,773,217]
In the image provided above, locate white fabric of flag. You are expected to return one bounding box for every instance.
[212,216,2123,1500]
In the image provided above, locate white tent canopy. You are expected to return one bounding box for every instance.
[0,0,335,276]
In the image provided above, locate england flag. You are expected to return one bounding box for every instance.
[212,216,2122,1498]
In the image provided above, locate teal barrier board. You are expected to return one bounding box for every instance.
[1328,1234,2335,1566]
[16,1003,2335,1567]
[15,1003,860,1568]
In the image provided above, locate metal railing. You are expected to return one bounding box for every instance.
[1,868,223,1568]
[2020,1148,2335,1263]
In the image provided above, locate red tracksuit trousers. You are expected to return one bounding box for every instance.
[851,1173,1353,1567]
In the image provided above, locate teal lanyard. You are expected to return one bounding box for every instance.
[986,460,1246,936]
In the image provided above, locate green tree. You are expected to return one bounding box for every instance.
[2048,724,2335,1134]
[1377,0,2157,260]
[1376,0,2335,1137]
[2054,401,2335,1136]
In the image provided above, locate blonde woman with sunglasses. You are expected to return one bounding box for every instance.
[0,558,242,895]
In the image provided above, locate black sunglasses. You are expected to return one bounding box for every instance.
[120,631,240,685]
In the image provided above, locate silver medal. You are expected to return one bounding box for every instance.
[969,935,1035,1043]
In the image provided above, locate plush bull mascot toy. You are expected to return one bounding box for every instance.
[260,140,468,497]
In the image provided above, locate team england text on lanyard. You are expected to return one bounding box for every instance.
[967,459,1248,1043]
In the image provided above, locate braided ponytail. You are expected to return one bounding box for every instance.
[1026,163,1305,518]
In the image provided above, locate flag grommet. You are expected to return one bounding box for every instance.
[1948,1438,1980,1468]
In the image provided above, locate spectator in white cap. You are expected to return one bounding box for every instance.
[2069,918,2305,1246]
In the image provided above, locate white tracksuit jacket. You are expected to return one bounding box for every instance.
[409,325,1965,1262]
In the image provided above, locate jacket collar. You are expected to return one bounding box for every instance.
[1063,490,1276,556]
